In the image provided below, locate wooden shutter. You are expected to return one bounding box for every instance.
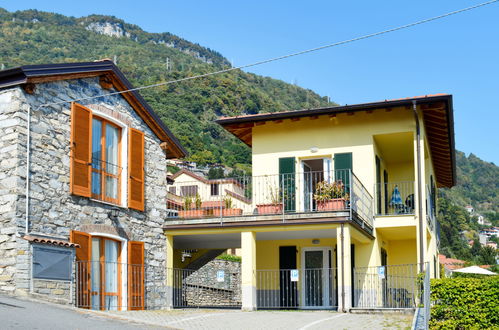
[70,103,92,197]
[279,157,296,212]
[128,128,145,211]
[70,230,91,309]
[128,241,144,310]
[334,152,353,186]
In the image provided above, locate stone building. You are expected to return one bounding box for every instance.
[0,60,186,310]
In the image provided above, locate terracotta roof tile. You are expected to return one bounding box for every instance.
[23,235,80,248]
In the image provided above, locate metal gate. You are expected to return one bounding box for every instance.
[353,263,424,309]
[256,268,337,309]
[172,267,241,308]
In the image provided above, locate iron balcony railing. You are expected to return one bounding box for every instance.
[75,261,145,311]
[353,263,426,309]
[374,181,415,216]
[166,169,373,229]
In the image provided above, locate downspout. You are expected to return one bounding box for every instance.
[340,223,345,312]
[413,100,424,273]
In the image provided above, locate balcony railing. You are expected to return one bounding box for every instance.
[166,169,373,230]
[374,181,415,216]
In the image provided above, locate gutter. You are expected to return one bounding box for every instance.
[413,100,424,272]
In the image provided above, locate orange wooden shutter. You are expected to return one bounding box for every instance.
[128,241,144,310]
[70,103,92,197]
[70,230,91,309]
[128,128,145,211]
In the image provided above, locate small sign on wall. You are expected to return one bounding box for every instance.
[216,270,225,282]
[378,266,386,279]
[290,269,299,282]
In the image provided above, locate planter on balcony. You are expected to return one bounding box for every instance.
[213,208,243,216]
[317,198,346,211]
[178,209,205,218]
[257,204,283,214]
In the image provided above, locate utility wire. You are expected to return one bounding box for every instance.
[40,0,498,108]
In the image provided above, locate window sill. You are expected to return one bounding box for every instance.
[89,198,127,210]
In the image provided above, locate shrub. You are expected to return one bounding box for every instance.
[216,254,241,262]
[430,277,499,329]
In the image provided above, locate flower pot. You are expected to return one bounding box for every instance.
[213,208,243,217]
[317,198,346,211]
[257,204,283,214]
[179,209,205,218]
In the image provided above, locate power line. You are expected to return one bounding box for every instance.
[40,0,498,108]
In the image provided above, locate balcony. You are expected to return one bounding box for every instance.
[166,169,373,234]
[374,181,415,216]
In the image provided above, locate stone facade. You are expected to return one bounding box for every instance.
[0,77,171,309]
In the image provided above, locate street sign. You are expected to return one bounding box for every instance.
[378,266,386,279]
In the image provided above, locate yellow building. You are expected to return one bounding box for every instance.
[164,94,455,311]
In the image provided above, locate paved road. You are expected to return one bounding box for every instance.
[0,295,413,329]
[0,295,164,329]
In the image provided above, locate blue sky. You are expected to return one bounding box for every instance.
[2,0,498,164]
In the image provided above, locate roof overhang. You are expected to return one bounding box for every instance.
[216,94,456,188]
[0,60,187,158]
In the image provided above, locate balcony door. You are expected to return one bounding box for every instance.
[301,247,332,308]
[90,237,121,311]
[301,158,330,212]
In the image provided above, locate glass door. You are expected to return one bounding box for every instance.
[303,163,313,212]
[90,237,121,310]
[302,248,331,308]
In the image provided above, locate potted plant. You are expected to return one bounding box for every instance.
[313,180,348,211]
[257,184,284,214]
[179,193,205,218]
[213,195,243,216]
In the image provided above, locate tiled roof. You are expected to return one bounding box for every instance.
[23,235,80,248]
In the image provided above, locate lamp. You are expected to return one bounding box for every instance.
[312,239,320,244]
[310,146,319,153]
[109,208,120,221]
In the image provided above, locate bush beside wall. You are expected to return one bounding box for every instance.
[430,277,499,329]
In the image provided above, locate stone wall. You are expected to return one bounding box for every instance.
[0,77,170,308]
[180,259,241,307]
[32,279,72,304]
[0,88,28,295]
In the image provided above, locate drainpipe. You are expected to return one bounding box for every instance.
[25,104,32,235]
[340,223,345,312]
[413,101,424,273]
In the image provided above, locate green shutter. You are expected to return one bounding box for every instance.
[279,157,295,212]
[334,152,352,187]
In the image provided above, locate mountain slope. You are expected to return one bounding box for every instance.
[0,8,330,166]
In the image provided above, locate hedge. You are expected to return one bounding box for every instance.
[430,277,499,329]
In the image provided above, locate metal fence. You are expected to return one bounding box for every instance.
[374,181,415,216]
[256,268,337,309]
[171,267,241,308]
[353,263,424,309]
[166,169,373,229]
[75,261,145,310]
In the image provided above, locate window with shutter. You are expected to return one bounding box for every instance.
[128,241,144,310]
[70,103,92,197]
[128,128,145,211]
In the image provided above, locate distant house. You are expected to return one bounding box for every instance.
[465,205,474,214]
[166,169,252,217]
[439,254,466,277]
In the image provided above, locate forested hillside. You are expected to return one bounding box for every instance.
[0,8,497,262]
[0,8,330,167]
